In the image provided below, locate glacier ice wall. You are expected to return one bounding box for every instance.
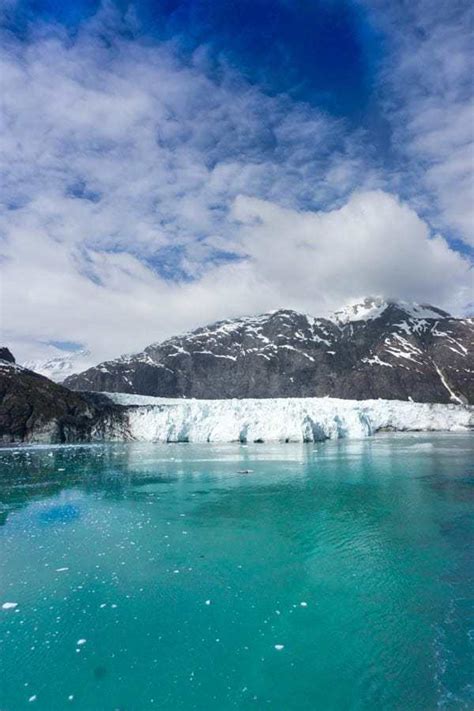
[103,394,473,443]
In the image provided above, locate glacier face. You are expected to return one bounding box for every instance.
[103,393,473,443]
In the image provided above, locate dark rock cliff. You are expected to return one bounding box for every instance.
[0,356,125,444]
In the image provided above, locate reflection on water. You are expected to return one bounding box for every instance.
[0,434,473,711]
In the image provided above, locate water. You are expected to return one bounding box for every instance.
[0,434,473,710]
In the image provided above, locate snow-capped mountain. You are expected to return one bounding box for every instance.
[64,298,474,404]
[332,296,450,325]
[23,349,92,383]
[3,344,472,444]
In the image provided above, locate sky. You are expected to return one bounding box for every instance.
[0,0,473,365]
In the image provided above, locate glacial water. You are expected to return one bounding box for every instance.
[0,435,473,711]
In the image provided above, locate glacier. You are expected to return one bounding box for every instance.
[102,393,473,443]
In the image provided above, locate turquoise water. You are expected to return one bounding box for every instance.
[0,435,473,710]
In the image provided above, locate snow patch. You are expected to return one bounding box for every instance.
[361,355,393,367]
[433,364,464,404]
[332,297,450,325]
[332,297,389,325]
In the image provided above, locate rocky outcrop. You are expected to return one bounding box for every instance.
[64,299,474,404]
[0,355,125,444]
[0,348,15,363]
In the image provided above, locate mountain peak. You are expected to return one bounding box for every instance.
[332,297,451,325]
[63,296,472,404]
[23,349,92,383]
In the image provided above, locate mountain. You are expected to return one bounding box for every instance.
[2,345,471,445]
[64,298,474,404]
[0,351,123,443]
[23,348,92,383]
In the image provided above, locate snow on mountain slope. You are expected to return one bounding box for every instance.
[23,349,92,383]
[331,296,450,325]
[332,296,390,324]
[64,299,474,404]
[102,393,473,443]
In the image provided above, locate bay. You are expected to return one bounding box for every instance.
[0,434,473,710]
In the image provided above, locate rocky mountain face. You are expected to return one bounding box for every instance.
[0,353,124,444]
[0,348,15,363]
[64,298,474,404]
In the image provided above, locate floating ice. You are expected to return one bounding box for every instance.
[274,644,285,651]
[2,602,18,610]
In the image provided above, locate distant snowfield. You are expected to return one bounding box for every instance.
[102,393,473,443]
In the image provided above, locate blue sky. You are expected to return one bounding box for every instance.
[0,0,473,364]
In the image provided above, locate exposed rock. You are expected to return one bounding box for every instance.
[0,356,125,444]
[64,299,474,404]
[0,348,15,363]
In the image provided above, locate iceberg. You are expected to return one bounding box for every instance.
[103,393,473,443]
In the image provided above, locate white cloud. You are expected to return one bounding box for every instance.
[231,190,471,311]
[0,16,368,261]
[2,189,471,364]
[364,0,474,245]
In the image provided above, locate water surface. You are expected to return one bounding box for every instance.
[1,435,473,710]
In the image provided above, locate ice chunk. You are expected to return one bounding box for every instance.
[2,602,18,610]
